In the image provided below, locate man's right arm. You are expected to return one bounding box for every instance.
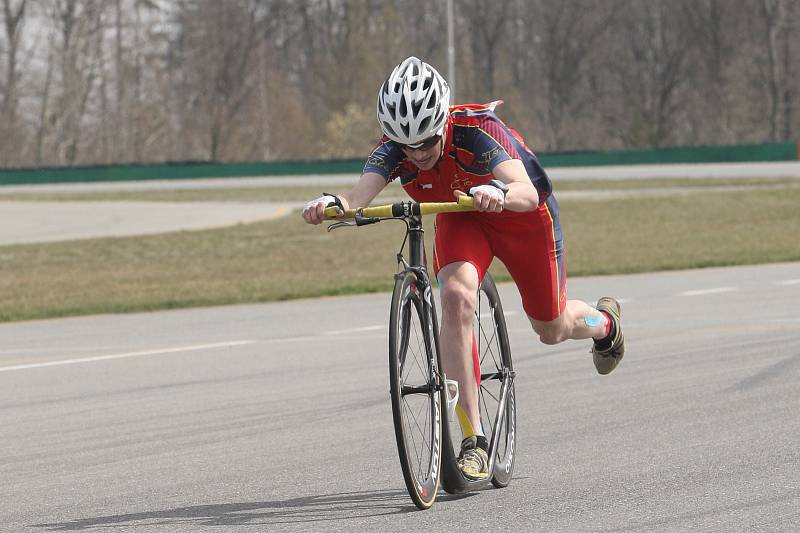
[301,172,387,225]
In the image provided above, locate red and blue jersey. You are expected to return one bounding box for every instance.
[364,101,566,321]
[363,101,553,205]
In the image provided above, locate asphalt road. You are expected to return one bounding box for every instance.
[2,262,799,531]
[0,201,296,245]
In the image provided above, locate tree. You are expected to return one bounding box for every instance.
[758,0,795,141]
[463,0,510,98]
[169,0,260,160]
[0,0,796,168]
[609,0,692,147]
[512,0,622,150]
[683,0,756,145]
[40,0,107,165]
[0,0,27,165]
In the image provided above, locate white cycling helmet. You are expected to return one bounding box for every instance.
[376,56,450,147]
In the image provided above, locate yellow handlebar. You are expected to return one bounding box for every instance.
[324,195,475,219]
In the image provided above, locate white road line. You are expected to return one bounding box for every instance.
[268,207,291,219]
[323,325,385,335]
[264,336,323,343]
[0,345,125,355]
[679,287,738,296]
[776,279,800,286]
[761,317,800,323]
[591,298,633,306]
[324,313,521,333]
[0,340,256,373]
[262,332,386,343]
[478,310,520,319]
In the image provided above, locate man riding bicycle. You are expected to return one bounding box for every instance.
[303,56,625,481]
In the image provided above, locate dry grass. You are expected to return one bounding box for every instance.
[1,186,799,322]
[1,177,797,202]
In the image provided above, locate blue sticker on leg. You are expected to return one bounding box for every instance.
[584,312,602,328]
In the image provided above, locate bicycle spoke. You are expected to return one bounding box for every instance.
[403,304,428,381]
[480,382,501,404]
[409,331,427,378]
[402,393,435,480]
[479,318,500,368]
[403,386,432,469]
[403,399,430,480]
[403,397,432,452]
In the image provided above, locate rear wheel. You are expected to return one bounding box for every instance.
[441,272,516,492]
[389,271,442,509]
[475,273,516,488]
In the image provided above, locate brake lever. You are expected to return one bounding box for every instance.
[326,220,357,232]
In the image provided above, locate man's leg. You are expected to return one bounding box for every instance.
[489,201,625,374]
[437,261,491,479]
[438,261,482,436]
[529,299,609,344]
[530,298,625,374]
[432,212,494,479]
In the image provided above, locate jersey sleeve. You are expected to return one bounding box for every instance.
[362,137,406,183]
[472,117,522,172]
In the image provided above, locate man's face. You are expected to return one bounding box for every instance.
[400,135,442,171]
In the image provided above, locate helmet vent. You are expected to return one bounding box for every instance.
[419,116,431,133]
[382,121,397,137]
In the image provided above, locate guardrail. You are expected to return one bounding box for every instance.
[1,142,797,186]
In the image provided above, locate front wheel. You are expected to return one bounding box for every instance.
[389,271,442,509]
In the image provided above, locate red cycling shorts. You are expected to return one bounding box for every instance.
[432,199,567,322]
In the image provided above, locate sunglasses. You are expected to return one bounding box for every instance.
[398,135,441,151]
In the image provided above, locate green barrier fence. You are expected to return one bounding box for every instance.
[0,159,365,186]
[539,141,798,167]
[1,142,797,186]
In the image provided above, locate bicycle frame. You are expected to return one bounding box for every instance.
[326,197,516,496]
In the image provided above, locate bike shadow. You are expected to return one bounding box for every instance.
[34,488,477,530]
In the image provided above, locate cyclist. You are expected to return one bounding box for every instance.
[302,56,625,481]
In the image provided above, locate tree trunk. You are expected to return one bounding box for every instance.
[1,0,27,166]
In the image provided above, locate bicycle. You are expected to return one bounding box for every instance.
[324,196,516,510]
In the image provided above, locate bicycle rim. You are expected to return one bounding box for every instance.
[389,271,441,509]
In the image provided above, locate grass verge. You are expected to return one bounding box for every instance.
[1,187,799,322]
[0,177,797,202]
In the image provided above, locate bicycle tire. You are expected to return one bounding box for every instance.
[389,270,442,509]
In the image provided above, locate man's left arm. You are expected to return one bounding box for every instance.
[464,119,540,212]
[489,159,539,212]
